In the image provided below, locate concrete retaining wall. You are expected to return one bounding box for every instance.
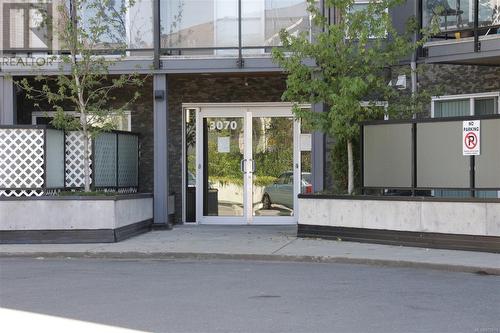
[299,197,500,237]
[0,195,153,231]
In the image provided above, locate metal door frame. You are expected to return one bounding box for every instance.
[187,103,301,225]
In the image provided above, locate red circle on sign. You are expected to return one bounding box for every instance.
[464,132,478,149]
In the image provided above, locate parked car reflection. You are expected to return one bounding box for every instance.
[261,172,312,209]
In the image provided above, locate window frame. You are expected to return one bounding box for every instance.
[431,92,500,117]
[2,2,53,52]
[31,110,132,131]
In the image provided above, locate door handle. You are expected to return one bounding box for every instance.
[240,159,246,173]
[251,160,256,173]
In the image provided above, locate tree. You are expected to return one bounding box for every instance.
[273,0,438,194]
[17,0,145,192]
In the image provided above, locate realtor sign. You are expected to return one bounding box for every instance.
[463,120,480,156]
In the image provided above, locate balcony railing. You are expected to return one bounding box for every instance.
[159,0,311,57]
[423,0,500,36]
[1,0,311,58]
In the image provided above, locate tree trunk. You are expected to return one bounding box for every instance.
[80,108,90,192]
[82,128,91,192]
[347,139,354,195]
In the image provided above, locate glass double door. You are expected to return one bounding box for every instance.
[196,106,300,224]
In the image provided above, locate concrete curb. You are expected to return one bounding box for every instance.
[1,251,499,276]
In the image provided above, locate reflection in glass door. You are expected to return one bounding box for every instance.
[193,104,307,225]
[252,117,295,217]
[203,117,245,217]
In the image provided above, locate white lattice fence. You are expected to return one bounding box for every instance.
[65,131,92,188]
[0,128,45,197]
[0,128,139,197]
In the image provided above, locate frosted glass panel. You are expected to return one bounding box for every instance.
[118,134,139,187]
[45,129,65,188]
[94,133,117,187]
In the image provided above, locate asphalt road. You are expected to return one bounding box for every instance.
[0,258,499,333]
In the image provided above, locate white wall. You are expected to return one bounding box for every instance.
[299,198,500,237]
[0,197,153,231]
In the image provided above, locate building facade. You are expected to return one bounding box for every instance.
[0,0,325,227]
[1,0,499,228]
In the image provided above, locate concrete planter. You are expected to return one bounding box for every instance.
[298,195,500,252]
[0,194,153,244]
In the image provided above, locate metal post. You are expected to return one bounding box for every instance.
[470,156,475,197]
[136,135,140,189]
[474,0,480,52]
[153,0,161,69]
[360,124,364,195]
[237,0,244,68]
[116,133,119,192]
[411,123,417,196]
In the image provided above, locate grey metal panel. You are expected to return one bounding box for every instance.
[425,36,500,64]
[481,37,500,52]
[417,122,469,188]
[45,129,65,188]
[160,57,289,73]
[475,119,500,188]
[428,41,474,57]
[153,74,169,225]
[0,56,310,76]
[425,51,500,65]
[0,59,155,76]
[363,123,413,188]
[0,78,14,125]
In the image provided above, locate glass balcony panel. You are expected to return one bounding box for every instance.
[423,0,473,32]
[1,0,153,56]
[160,0,239,55]
[80,0,154,52]
[478,0,500,28]
[241,0,310,53]
[127,0,154,51]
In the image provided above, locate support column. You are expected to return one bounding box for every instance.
[0,77,15,125]
[311,102,325,192]
[153,74,171,228]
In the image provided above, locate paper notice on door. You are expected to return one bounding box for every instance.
[218,136,230,153]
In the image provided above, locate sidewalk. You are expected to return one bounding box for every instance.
[1,225,499,275]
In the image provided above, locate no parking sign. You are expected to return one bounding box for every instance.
[463,120,480,156]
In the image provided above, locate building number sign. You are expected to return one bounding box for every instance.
[209,120,238,131]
